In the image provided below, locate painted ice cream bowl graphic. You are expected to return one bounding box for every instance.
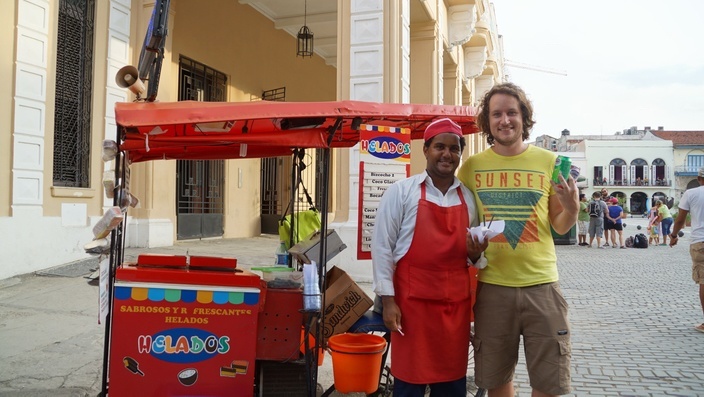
[178,368,198,386]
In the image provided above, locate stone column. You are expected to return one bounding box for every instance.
[333,0,410,282]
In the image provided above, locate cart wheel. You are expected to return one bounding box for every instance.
[467,325,476,373]
[368,364,393,397]
[467,326,482,396]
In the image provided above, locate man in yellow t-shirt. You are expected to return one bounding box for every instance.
[458,83,579,397]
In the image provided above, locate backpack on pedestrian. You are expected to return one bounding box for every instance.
[588,200,602,218]
[633,233,648,248]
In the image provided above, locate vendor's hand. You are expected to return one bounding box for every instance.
[466,232,489,261]
[381,296,403,334]
[551,174,579,214]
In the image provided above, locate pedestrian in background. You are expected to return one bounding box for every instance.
[458,82,578,397]
[648,221,660,246]
[372,118,488,396]
[587,191,607,248]
[601,188,609,201]
[647,203,663,243]
[578,193,589,246]
[601,188,612,246]
[669,167,704,333]
[605,197,626,249]
[656,199,675,246]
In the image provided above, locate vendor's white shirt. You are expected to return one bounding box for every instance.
[677,185,704,244]
[371,171,479,297]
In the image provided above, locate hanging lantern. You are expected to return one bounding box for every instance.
[297,0,314,57]
[297,26,314,57]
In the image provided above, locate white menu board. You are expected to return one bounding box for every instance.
[357,124,411,259]
[358,163,407,254]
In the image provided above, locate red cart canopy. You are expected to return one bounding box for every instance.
[115,100,478,162]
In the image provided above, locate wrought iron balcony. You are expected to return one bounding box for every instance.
[674,165,700,176]
[592,179,671,187]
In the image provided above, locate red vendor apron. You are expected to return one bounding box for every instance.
[391,183,473,384]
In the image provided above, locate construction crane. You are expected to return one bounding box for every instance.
[503,59,567,81]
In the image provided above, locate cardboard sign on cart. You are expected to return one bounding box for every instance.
[287,229,347,264]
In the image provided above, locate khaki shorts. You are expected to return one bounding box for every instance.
[473,282,571,395]
[689,242,704,284]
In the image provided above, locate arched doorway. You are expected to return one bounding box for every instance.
[609,158,627,185]
[652,158,667,185]
[611,191,626,212]
[652,191,672,209]
[630,192,648,215]
[630,158,648,185]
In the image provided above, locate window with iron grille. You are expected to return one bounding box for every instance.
[688,155,704,170]
[53,0,95,187]
[179,56,227,102]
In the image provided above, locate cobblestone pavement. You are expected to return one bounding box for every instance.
[573,248,704,394]
[509,217,704,396]
[1,217,703,396]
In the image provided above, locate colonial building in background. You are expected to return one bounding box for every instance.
[534,126,704,216]
[651,130,704,195]
[0,0,503,279]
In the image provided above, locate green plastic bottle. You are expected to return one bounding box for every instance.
[552,155,571,183]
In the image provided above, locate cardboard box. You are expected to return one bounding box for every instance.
[320,266,373,339]
[288,229,347,265]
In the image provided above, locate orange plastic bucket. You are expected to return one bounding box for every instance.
[327,333,387,394]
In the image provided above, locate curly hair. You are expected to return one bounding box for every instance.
[476,82,535,146]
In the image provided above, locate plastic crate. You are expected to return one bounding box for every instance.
[256,288,303,361]
[251,266,303,289]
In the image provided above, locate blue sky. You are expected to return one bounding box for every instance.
[492,0,704,138]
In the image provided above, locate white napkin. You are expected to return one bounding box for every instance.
[468,220,505,244]
[465,220,504,270]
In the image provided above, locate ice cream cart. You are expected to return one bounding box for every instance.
[97,1,480,393]
[108,254,261,395]
[98,99,478,396]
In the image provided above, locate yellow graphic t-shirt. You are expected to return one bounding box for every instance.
[458,145,558,287]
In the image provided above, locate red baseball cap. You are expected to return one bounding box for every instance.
[609,197,618,204]
[424,118,463,141]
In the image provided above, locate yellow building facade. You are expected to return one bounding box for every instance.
[0,0,503,279]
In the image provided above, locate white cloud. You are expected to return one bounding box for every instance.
[493,0,704,137]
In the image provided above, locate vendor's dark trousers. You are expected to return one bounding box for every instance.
[393,376,466,397]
